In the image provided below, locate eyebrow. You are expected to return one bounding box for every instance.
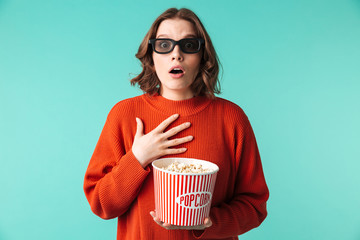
[156,34,197,38]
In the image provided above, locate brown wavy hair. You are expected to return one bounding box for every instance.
[130,8,222,98]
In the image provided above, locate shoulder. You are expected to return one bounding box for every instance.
[213,97,242,109]
[111,95,143,110]
[210,97,254,133]
[106,94,144,121]
[212,97,248,120]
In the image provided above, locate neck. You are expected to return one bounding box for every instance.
[160,89,194,101]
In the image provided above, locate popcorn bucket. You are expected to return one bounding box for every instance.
[152,158,219,226]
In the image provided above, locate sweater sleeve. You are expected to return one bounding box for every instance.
[193,116,269,239]
[83,114,150,220]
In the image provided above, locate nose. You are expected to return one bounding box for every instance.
[171,45,183,61]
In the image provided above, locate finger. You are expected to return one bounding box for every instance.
[162,222,172,227]
[150,211,173,229]
[162,122,191,139]
[153,114,179,133]
[165,135,193,148]
[163,147,187,155]
[150,211,162,225]
[204,217,212,227]
[150,211,161,222]
[135,117,144,138]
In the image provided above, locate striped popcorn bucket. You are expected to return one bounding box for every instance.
[152,158,219,226]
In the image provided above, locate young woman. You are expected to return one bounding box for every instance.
[84,8,269,240]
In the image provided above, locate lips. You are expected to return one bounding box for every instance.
[169,65,185,78]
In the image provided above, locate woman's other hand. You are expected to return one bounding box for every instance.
[149,211,212,230]
[132,114,193,168]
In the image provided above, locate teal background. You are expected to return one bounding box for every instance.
[1,0,359,239]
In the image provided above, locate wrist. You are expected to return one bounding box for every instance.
[132,149,148,168]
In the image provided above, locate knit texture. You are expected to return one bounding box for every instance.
[83,93,269,240]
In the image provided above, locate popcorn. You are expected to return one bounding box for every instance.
[161,161,212,173]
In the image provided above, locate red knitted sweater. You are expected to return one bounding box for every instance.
[83,94,269,240]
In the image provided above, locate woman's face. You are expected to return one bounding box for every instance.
[152,18,202,100]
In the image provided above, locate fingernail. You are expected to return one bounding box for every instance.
[185,122,191,126]
[173,114,179,118]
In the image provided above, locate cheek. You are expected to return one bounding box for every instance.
[188,55,202,74]
[153,54,167,74]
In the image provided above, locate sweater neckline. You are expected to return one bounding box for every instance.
[142,93,213,117]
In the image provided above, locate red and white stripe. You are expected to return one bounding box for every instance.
[153,168,218,226]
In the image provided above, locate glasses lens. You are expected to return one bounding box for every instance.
[155,39,173,53]
[180,39,200,53]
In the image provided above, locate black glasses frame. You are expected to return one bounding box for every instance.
[148,38,205,54]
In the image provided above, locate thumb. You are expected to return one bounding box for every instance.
[205,217,212,227]
[135,117,144,138]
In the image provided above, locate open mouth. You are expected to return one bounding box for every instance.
[169,68,184,74]
[169,66,185,78]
